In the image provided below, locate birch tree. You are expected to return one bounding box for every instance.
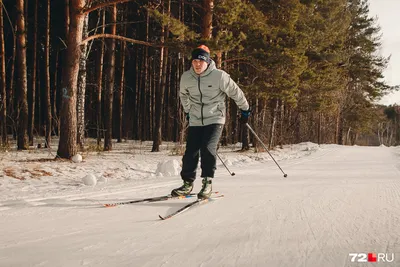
[77,14,89,149]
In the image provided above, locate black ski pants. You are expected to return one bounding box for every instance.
[180,124,223,182]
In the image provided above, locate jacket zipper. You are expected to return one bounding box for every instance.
[198,76,204,125]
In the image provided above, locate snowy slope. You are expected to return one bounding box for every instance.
[1,141,400,267]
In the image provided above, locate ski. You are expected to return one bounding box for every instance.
[103,194,196,207]
[158,194,224,220]
[103,192,220,207]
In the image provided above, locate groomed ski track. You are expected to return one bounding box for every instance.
[1,145,400,267]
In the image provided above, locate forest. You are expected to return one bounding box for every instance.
[0,0,399,159]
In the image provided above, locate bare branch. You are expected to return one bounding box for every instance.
[223,56,252,63]
[81,34,161,47]
[88,21,145,35]
[81,0,135,15]
[1,1,15,36]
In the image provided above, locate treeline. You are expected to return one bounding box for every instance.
[0,0,397,158]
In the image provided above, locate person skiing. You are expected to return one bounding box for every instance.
[171,45,250,199]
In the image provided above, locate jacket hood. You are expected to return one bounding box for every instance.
[190,59,217,78]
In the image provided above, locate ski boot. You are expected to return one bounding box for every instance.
[171,180,194,197]
[197,177,212,199]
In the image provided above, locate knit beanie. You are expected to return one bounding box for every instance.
[191,45,210,63]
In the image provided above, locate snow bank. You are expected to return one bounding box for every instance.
[71,154,83,163]
[82,174,97,186]
[155,159,181,177]
[0,139,325,202]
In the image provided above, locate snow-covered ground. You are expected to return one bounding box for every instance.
[1,139,399,267]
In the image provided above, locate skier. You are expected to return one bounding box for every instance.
[171,45,250,199]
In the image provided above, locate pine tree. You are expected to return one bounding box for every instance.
[339,0,391,144]
[297,0,349,144]
[16,0,29,150]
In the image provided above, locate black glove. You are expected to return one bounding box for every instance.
[240,109,251,124]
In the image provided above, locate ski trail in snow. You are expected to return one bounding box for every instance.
[0,180,180,210]
[0,230,84,249]
[1,145,400,267]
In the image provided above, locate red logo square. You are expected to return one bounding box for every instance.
[368,253,377,262]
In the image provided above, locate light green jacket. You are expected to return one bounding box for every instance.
[180,60,249,126]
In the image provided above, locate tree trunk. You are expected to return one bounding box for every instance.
[77,14,89,149]
[16,0,29,150]
[337,109,344,145]
[140,11,150,141]
[269,99,279,149]
[150,58,155,140]
[28,0,38,146]
[164,55,172,140]
[174,55,181,142]
[37,66,41,136]
[57,0,86,159]
[53,50,60,136]
[135,48,141,140]
[202,0,213,39]
[294,111,301,143]
[240,72,249,151]
[96,9,105,146]
[176,0,186,145]
[317,112,322,145]
[8,23,16,140]
[251,94,259,151]
[216,51,222,68]
[65,0,70,35]
[152,57,164,149]
[117,12,126,143]
[138,49,144,140]
[0,5,6,145]
[44,0,52,148]
[103,5,117,151]
[56,0,71,138]
[216,51,229,147]
[388,129,393,146]
[152,0,168,152]
[279,102,284,146]
[346,127,351,145]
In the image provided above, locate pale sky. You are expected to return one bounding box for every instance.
[368,0,400,106]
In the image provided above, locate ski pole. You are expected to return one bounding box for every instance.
[245,123,288,178]
[216,152,235,176]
